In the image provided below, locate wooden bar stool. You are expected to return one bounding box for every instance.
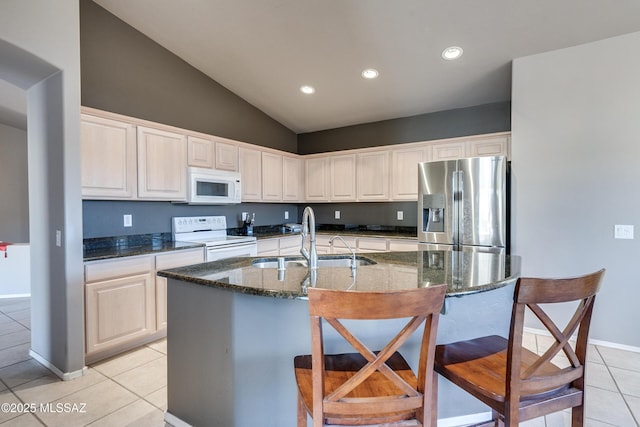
[294,285,446,427]
[434,269,605,426]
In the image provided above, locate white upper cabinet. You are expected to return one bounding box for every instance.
[239,146,262,201]
[431,140,466,160]
[390,145,430,200]
[262,151,283,201]
[330,154,357,201]
[187,135,215,168]
[137,126,187,200]
[81,114,137,199]
[357,150,390,201]
[215,140,239,171]
[283,155,304,202]
[466,134,510,159]
[305,156,330,201]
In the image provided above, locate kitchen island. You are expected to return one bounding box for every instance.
[158,250,520,427]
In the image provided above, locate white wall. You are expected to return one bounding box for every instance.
[0,123,28,242]
[512,32,640,347]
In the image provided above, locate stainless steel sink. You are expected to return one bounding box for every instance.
[252,255,376,269]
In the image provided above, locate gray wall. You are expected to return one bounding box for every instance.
[79,1,511,239]
[298,101,511,154]
[0,123,28,242]
[512,32,640,347]
[80,0,296,153]
[0,0,84,375]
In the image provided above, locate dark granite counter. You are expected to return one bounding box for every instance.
[83,233,204,262]
[228,223,418,240]
[158,250,520,299]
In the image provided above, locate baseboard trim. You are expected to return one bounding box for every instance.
[29,350,87,381]
[437,412,492,427]
[165,411,193,427]
[0,293,30,299]
[524,327,640,353]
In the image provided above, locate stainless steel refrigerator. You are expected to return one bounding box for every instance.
[418,156,508,253]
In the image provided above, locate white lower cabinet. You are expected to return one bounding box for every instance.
[84,248,204,362]
[257,239,279,256]
[84,255,155,358]
[388,239,419,252]
[357,237,388,253]
[154,248,205,331]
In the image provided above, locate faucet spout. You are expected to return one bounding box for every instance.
[300,206,318,270]
[329,235,357,275]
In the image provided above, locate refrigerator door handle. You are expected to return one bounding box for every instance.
[452,170,463,248]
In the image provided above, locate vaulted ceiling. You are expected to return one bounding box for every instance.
[3,1,640,133]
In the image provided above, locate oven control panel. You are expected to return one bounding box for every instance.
[173,216,227,233]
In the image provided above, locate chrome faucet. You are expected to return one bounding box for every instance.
[300,206,318,270]
[329,235,357,275]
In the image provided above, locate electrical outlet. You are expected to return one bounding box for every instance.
[123,214,133,227]
[284,211,289,220]
[614,224,634,239]
[55,230,61,247]
[397,210,404,221]
[335,210,341,220]
[242,212,248,221]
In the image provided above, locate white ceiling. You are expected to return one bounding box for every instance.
[3,1,640,133]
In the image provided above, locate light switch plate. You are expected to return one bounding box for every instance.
[124,214,133,227]
[614,224,634,239]
[334,210,340,220]
[397,211,404,221]
[284,211,289,220]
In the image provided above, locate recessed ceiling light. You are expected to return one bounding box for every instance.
[361,68,379,79]
[442,46,463,61]
[300,85,315,94]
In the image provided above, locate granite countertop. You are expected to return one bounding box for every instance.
[83,233,204,262]
[83,225,418,262]
[158,250,521,299]
[229,224,418,240]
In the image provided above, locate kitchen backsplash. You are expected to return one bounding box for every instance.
[82,200,418,239]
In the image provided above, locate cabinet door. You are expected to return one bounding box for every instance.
[155,248,205,331]
[137,126,187,200]
[81,114,137,199]
[466,135,510,159]
[187,136,215,168]
[215,141,239,171]
[257,238,279,256]
[283,156,304,201]
[357,151,390,201]
[391,146,429,200]
[85,273,155,355]
[431,141,466,161]
[279,235,301,255]
[239,146,262,201]
[357,237,388,253]
[305,157,330,201]
[262,152,283,201]
[330,154,356,201]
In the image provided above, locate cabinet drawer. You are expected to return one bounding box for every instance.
[357,238,387,252]
[388,240,419,252]
[155,248,205,270]
[85,255,153,283]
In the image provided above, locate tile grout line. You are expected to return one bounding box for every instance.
[594,345,640,427]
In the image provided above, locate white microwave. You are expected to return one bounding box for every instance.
[186,167,242,204]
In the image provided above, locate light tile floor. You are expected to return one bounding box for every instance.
[0,297,638,426]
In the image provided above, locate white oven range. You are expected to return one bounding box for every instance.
[172,215,257,261]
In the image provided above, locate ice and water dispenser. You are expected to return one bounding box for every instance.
[421,193,445,233]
